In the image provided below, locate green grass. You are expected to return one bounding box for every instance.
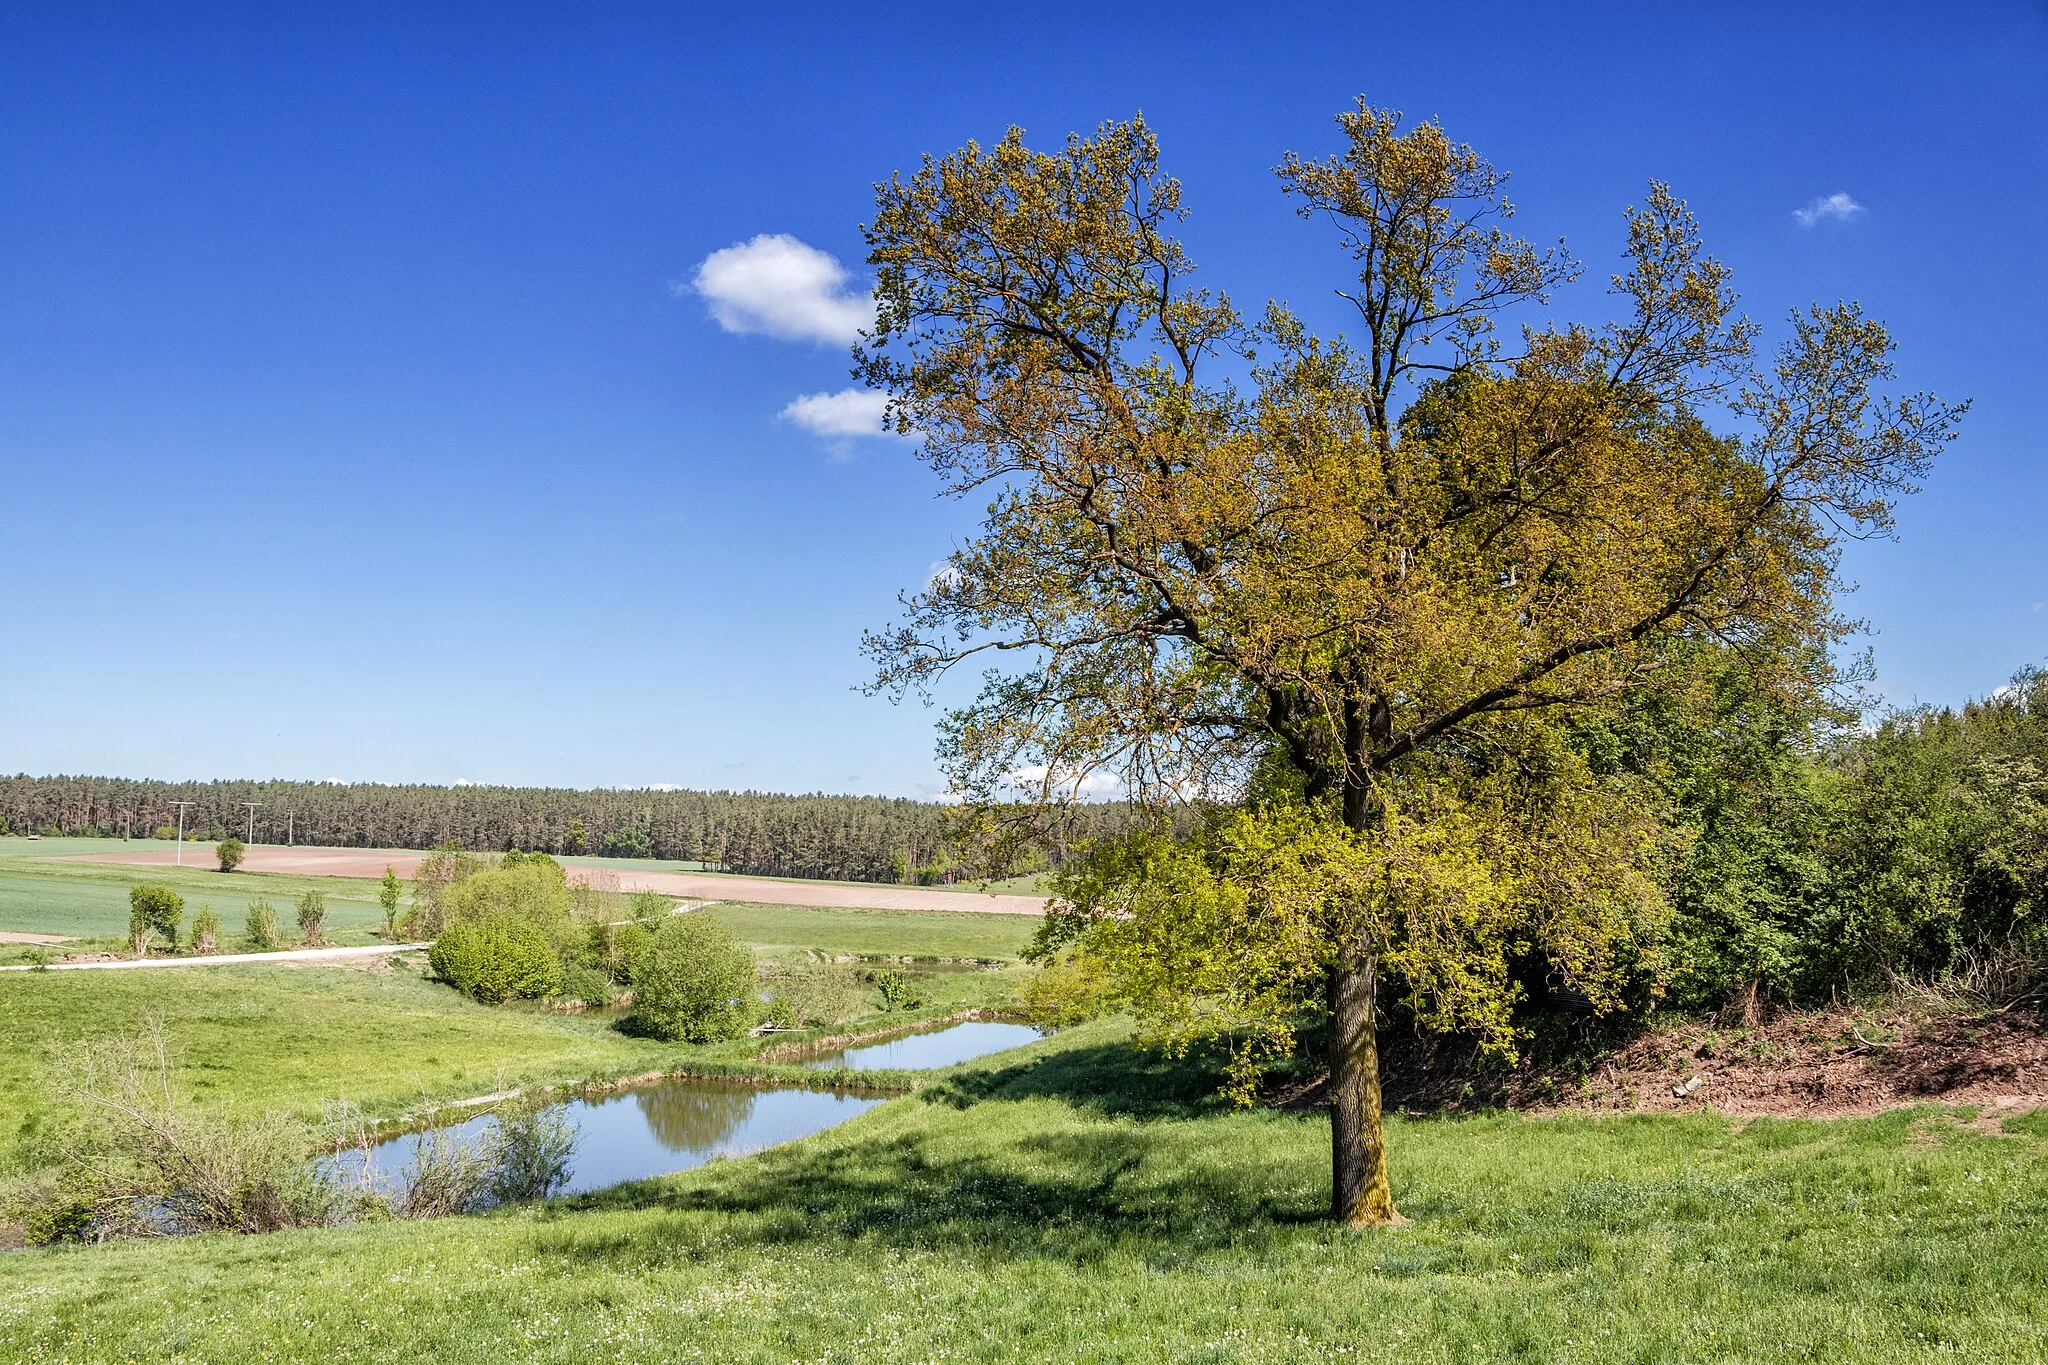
[707,900,1038,960]
[0,911,1031,1173]
[0,841,388,944]
[3,1022,2044,1362]
[0,961,684,1168]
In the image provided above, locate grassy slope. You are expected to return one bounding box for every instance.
[0,962,681,1165]
[706,901,1038,960]
[3,1024,2044,1363]
[2,930,1029,1172]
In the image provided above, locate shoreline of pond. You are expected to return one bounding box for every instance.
[340,1007,1039,1150]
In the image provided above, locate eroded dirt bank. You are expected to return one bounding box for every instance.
[1274,1005,2048,1123]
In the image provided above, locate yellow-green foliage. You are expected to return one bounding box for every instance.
[1017,952,1112,1029]
[446,852,581,959]
[627,915,757,1043]
[1050,788,1666,1101]
[126,883,183,955]
[428,916,564,1004]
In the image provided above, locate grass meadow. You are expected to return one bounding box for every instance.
[2,953,1031,1176]
[4,1020,2045,1362]
[7,839,2045,1361]
[0,837,388,948]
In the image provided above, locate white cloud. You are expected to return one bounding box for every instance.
[1008,763,1126,801]
[684,233,874,344]
[1793,193,1865,228]
[779,388,892,441]
[926,560,963,590]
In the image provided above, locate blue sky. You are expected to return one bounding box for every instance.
[1,2,2042,797]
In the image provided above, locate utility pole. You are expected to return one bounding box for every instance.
[168,801,195,866]
[240,802,261,844]
[286,811,295,846]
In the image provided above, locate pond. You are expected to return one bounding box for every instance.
[349,1080,882,1198]
[347,1020,1043,1199]
[802,1019,1044,1071]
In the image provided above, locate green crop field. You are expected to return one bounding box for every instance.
[4,1020,2044,1362]
[0,858,388,946]
[0,839,1042,960]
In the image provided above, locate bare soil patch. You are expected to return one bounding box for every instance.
[1272,1005,2048,1123]
[56,846,1051,915]
[0,931,73,945]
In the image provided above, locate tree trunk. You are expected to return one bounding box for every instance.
[1327,949,1404,1226]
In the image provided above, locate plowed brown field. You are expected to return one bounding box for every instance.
[62,846,1051,915]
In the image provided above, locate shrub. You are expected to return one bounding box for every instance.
[430,915,563,1003]
[629,890,673,925]
[215,837,245,872]
[32,1025,368,1239]
[872,969,923,1011]
[378,866,403,940]
[588,920,652,984]
[296,890,328,947]
[624,914,757,1042]
[1020,953,1114,1029]
[151,825,175,840]
[393,1128,495,1219]
[762,958,871,1027]
[488,1106,576,1203]
[191,907,221,955]
[401,845,484,939]
[245,899,281,950]
[128,883,183,957]
[558,964,615,1007]
[22,1186,99,1246]
[446,858,579,959]
[392,1106,578,1216]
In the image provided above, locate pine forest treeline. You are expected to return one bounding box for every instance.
[0,777,1135,883]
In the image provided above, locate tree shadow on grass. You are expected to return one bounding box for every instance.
[537,1041,1333,1270]
[916,1038,1239,1121]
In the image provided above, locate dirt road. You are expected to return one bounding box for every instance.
[63,846,1053,916]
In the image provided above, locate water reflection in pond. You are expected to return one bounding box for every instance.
[803,1019,1044,1071]
[352,1080,881,1198]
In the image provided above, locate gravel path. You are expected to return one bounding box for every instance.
[0,943,429,972]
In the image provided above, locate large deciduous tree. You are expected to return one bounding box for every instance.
[860,103,1961,1225]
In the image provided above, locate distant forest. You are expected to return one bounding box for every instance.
[0,776,1137,883]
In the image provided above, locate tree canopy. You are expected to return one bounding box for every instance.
[862,102,1961,1224]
